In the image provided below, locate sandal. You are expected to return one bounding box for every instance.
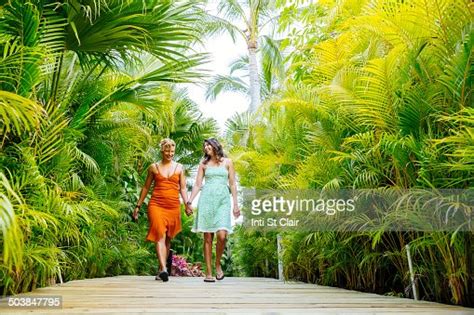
[156,271,169,282]
[203,276,215,283]
[216,271,225,281]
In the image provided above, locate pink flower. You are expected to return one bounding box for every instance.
[171,255,205,277]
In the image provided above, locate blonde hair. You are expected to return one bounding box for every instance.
[160,138,176,151]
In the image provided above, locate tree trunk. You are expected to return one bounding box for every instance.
[248,45,261,113]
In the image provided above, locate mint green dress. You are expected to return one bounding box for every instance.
[192,165,233,233]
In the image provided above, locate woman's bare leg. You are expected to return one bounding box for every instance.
[165,236,172,271]
[165,236,171,254]
[156,234,168,272]
[215,230,227,276]
[203,232,214,278]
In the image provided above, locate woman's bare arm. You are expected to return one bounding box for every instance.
[188,162,205,205]
[178,164,191,215]
[132,164,155,219]
[227,159,240,218]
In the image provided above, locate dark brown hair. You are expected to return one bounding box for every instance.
[203,138,225,164]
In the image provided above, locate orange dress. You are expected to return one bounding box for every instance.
[146,168,182,242]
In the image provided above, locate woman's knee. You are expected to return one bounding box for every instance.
[216,233,227,244]
[157,234,167,246]
[203,234,213,245]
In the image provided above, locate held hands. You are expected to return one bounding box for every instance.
[185,202,193,216]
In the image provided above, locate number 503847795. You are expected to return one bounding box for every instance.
[4,296,62,308]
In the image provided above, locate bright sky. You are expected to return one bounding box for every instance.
[186,36,248,134]
[185,4,249,134]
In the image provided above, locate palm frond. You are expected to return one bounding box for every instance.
[0,2,44,96]
[31,104,69,165]
[217,0,248,24]
[260,35,285,91]
[137,53,209,84]
[0,90,42,138]
[68,145,100,175]
[437,23,473,108]
[205,74,249,101]
[229,55,249,75]
[199,12,245,42]
[64,0,202,65]
[0,172,24,272]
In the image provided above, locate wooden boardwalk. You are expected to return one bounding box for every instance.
[1,276,473,314]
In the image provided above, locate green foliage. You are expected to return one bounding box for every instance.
[230,0,474,307]
[231,226,278,278]
[1,0,472,308]
[0,0,218,296]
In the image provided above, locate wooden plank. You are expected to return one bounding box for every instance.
[1,276,473,314]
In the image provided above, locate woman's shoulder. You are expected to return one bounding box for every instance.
[147,162,159,173]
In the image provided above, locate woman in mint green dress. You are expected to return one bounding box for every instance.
[187,138,240,282]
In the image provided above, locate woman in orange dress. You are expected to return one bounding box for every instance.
[132,138,191,282]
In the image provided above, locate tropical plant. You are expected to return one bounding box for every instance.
[228,0,473,306]
[0,0,218,296]
[205,0,279,112]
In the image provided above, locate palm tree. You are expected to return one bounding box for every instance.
[230,0,474,306]
[204,36,285,147]
[207,0,276,112]
[0,0,219,295]
[205,35,284,102]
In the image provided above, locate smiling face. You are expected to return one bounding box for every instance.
[161,146,175,162]
[204,142,215,157]
[203,138,224,164]
[159,138,176,162]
